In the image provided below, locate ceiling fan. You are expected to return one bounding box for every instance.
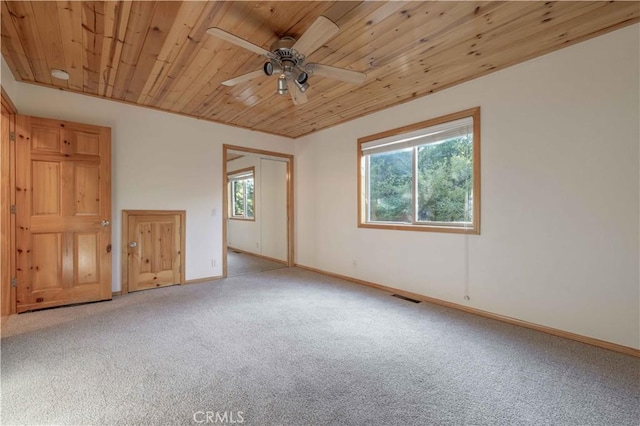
[206,16,366,105]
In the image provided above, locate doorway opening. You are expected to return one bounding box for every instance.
[222,145,293,277]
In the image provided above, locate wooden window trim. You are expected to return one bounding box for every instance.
[357,107,481,235]
[227,166,256,222]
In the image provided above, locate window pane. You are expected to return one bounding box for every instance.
[368,149,412,223]
[233,181,245,216]
[246,178,254,218]
[417,135,473,223]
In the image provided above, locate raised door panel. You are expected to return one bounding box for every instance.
[31,126,61,153]
[158,222,175,272]
[30,233,63,292]
[75,232,100,285]
[74,164,100,216]
[67,129,100,157]
[31,161,60,216]
[138,222,153,274]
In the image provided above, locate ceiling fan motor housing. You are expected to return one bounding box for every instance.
[268,36,304,77]
[263,36,309,94]
[271,37,297,61]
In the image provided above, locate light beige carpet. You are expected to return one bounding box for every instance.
[227,250,287,277]
[1,267,638,425]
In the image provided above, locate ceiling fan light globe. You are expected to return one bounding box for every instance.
[294,79,309,93]
[264,61,283,76]
[295,71,309,85]
[277,76,288,95]
[263,61,273,76]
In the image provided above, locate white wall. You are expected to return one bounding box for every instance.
[227,156,287,261]
[295,25,640,349]
[1,68,293,290]
[1,57,18,102]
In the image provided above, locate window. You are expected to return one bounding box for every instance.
[358,107,480,234]
[228,167,255,220]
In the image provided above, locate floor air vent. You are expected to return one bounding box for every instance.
[391,294,421,303]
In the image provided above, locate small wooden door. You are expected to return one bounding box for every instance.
[125,211,184,292]
[15,116,112,312]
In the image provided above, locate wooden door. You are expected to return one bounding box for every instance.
[15,116,111,312]
[1,93,16,316]
[126,212,183,292]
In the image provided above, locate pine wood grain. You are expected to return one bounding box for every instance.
[15,115,112,312]
[1,1,637,138]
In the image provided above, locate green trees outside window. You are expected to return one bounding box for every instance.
[417,135,472,223]
[360,108,479,233]
[368,149,412,222]
[368,136,472,223]
[230,173,254,220]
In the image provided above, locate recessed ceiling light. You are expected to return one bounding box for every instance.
[51,69,70,80]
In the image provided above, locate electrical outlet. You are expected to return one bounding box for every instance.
[256,242,259,248]
[211,208,217,217]
[211,259,216,268]
[352,260,358,268]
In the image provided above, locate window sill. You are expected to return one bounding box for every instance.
[229,217,256,222]
[358,222,479,235]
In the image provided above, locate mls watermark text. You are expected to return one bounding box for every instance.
[193,410,245,424]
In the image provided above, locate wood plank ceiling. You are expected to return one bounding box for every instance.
[2,1,639,138]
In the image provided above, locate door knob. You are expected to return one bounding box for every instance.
[101,220,110,227]
[129,241,137,248]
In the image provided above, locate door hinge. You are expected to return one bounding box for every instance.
[10,205,16,214]
[11,277,17,288]
[9,131,15,141]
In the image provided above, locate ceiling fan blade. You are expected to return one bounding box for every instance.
[305,63,366,85]
[206,27,270,57]
[222,69,265,86]
[292,16,339,57]
[290,84,308,106]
